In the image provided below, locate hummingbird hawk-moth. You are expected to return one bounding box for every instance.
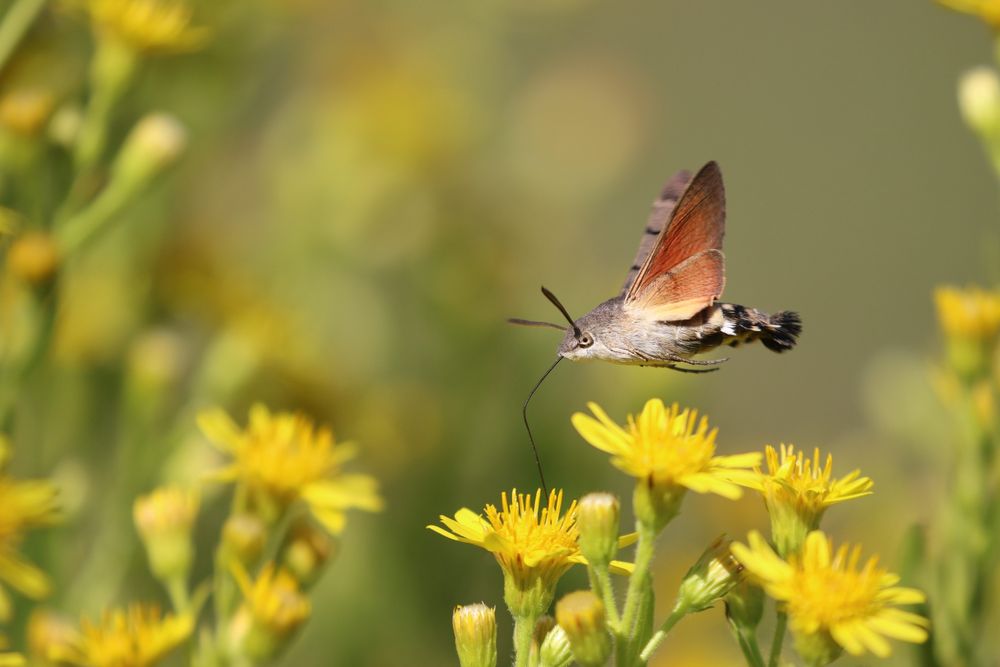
[511,161,801,489]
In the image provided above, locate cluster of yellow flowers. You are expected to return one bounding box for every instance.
[0,405,380,667]
[432,399,928,666]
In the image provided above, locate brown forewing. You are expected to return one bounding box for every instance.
[629,249,726,321]
[624,161,726,305]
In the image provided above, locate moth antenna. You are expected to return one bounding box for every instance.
[507,318,567,331]
[540,286,581,337]
[522,356,562,497]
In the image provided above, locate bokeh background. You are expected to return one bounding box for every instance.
[2,0,998,664]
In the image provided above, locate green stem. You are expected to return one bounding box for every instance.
[166,574,191,615]
[0,0,47,73]
[513,612,538,667]
[617,521,656,666]
[768,611,787,667]
[588,563,621,632]
[733,628,766,667]
[637,603,686,663]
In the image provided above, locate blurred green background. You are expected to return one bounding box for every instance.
[3,0,998,664]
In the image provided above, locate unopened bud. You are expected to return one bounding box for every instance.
[48,105,83,148]
[127,328,187,394]
[283,521,336,586]
[6,232,59,285]
[577,492,619,566]
[538,624,573,667]
[27,609,75,663]
[222,513,267,565]
[555,591,611,667]
[530,615,556,666]
[960,67,1000,135]
[452,603,497,667]
[725,579,765,632]
[675,536,743,614]
[0,89,55,136]
[133,486,198,581]
[112,113,187,187]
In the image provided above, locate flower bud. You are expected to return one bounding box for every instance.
[555,591,611,667]
[112,113,187,187]
[793,628,843,667]
[0,89,55,137]
[283,521,337,586]
[27,609,75,664]
[538,624,573,667]
[724,579,765,632]
[530,615,556,666]
[48,105,82,148]
[452,603,497,667]
[675,536,743,614]
[577,492,619,566]
[6,232,59,285]
[222,513,267,565]
[133,486,198,581]
[960,66,1000,135]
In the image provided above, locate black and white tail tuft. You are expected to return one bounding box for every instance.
[720,304,802,353]
[760,310,802,353]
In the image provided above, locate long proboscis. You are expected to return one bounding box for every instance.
[522,356,562,496]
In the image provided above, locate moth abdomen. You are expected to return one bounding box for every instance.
[719,303,802,353]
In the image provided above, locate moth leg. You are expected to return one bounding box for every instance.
[665,364,720,374]
[663,352,729,367]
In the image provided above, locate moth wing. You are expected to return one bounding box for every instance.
[620,169,692,294]
[624,161,726,302]
[628,249,725,321]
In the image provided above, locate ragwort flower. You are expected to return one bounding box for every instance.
[84,0,209,54]
[746,444,872,557]
[51,604,192,667]
[0,441,60,621]
[229,562,310,661]
[572,400,759,528]
[429,489,632,617]
[733,531,928,665]
[199,404,383,533]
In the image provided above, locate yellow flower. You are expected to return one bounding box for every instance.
[84,0,209,53]
[428,489,632,617]
[745,444,872,557]
[229,563,310,661]
[198,404,383,532]
[733,531,928,663]
[0,441,60,621]
[935,285,1000,341]
[938,0,1000,29]
[0,89,56,136]
[51,604,193,667]
[0,636,24,667]
[572,400,759,528]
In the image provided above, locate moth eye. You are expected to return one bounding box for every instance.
[578,333,594,348]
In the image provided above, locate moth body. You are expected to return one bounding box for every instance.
[558,300,801,366]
